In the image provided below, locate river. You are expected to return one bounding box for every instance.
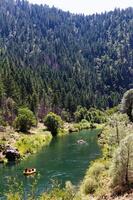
[0,129,101,199]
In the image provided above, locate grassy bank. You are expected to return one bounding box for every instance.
[64,121,105,134]
[0,123,52,161]
[15,123,52,157]
[15,133,52,157]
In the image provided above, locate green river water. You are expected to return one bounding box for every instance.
[0,129,101,199]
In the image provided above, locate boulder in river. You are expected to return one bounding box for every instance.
[77,139,87,144]
[3,146,20,162]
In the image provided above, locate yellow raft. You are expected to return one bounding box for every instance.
[23,168,36,175]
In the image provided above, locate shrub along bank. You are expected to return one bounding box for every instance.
[80,112,133,199]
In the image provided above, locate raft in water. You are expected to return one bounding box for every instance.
[23,168,36,175]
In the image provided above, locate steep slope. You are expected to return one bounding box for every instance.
[0,0,133,113]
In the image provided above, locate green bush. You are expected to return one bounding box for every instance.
[74,106,88,122]
[14,107,36,132]
[88,108,107,124]
[83,177,97,194]
[74,106,107,124]
[79,120,90,130]
[44,112,63,137]
[81,160,106,195]
[106,106,118,115]
[87,162,105,179]
[110,134,133,188]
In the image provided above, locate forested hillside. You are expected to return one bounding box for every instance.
[0,0,133,116]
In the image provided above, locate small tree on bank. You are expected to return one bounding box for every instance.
[110,134,133,188]
[44,112,63,137]
[121,89,133,122]
[14,107,36,132]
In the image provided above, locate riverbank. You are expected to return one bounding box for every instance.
[79,113,133,200]
[15,124,52,158]
[0,123,52,161]
[63,121,105,134]
[0,120,104,162]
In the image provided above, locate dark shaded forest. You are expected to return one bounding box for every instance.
[0,0,133,118]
